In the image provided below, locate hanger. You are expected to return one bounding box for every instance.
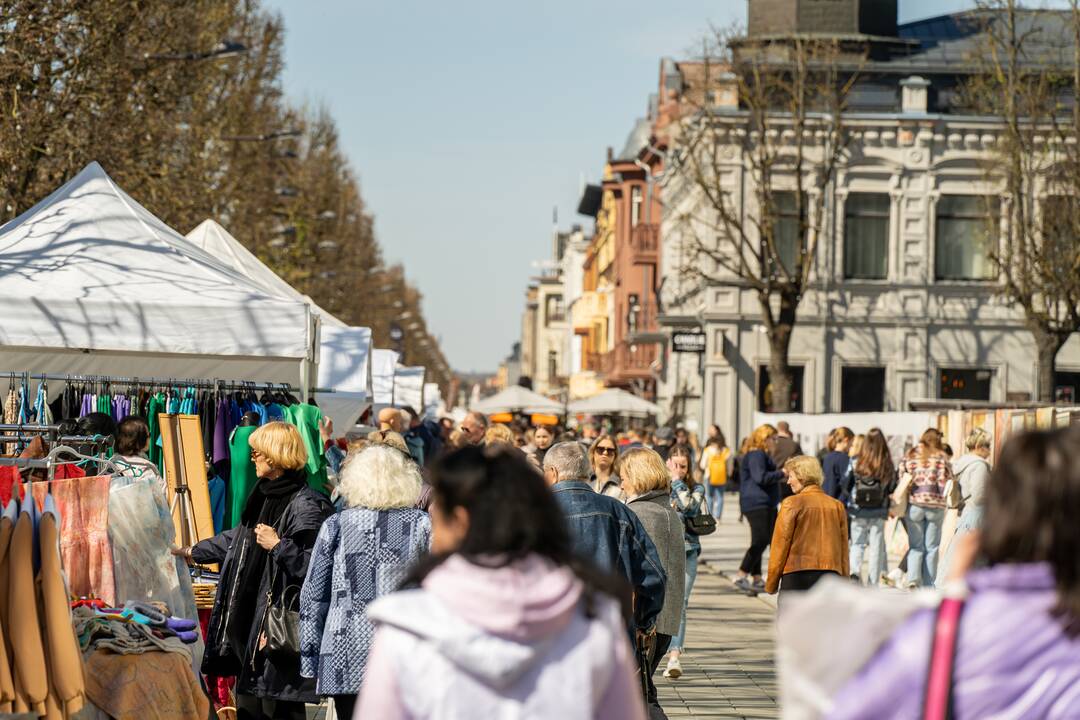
[46,444,121,477]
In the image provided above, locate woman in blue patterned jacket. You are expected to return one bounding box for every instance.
[299,444,432,719]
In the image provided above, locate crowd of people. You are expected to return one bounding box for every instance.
[154,405,1078,720]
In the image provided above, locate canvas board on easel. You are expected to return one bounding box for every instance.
[159,413,216,569]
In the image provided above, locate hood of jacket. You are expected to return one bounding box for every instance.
[952,453,989,478]
[366,553,583,689]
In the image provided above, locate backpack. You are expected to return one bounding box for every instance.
[853,474,886,509]
[708,447,730,486]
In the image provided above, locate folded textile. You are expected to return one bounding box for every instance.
[83,649,209,720]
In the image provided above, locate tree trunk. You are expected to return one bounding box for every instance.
[764,293,798,412]
[1032,325,1067,403]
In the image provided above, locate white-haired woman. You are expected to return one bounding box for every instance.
[298,445,432,719]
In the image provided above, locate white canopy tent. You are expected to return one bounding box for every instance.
[569,388,661,418]
[186,219,373,429]
[392,366,425,412]
[372,349,400,406]
[471,385,564,416]
[0,163,315,385]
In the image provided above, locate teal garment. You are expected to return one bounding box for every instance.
[283,403,328,493]
[146,393,166,470]
[227,425,259,529]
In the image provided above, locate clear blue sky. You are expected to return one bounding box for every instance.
[264,0,1021,373]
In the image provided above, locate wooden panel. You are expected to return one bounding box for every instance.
[160,414,215,557]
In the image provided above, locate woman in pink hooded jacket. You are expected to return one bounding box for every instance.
[355,445,647,720]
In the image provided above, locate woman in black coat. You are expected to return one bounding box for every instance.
[175,421,333,720]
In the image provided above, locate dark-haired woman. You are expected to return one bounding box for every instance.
[831,427,1080,718]
[845,428,896,586]
[355,445,646,720]
[115,414,166,499]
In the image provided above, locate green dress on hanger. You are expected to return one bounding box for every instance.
[283,403,329,493]
[227,425,260,529]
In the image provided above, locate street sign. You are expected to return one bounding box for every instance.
[672,330,707,354]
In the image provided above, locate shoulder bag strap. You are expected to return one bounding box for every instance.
[922,596,965,720]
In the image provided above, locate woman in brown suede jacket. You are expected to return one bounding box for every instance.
[766,455,849,605]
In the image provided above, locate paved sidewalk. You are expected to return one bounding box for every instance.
[657,492,780,718]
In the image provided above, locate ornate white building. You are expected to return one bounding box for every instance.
[656,3,1080,443]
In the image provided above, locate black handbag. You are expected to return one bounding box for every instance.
[263,563,302,659]
[685,511,717,536]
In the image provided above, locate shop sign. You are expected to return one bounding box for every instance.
[672,331,707,354]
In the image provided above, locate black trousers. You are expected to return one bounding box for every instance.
[778,570,840,612]
[235,694,306,720]
[638,633,672,718]
[334,694,357,719]
[739,507,776,576]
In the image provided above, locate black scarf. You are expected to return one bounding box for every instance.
[227,468,307,658]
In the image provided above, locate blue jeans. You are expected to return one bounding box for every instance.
[905,504,945,588]
[671,546,700,651]
[706,484,725,520]
[849,516,886,585]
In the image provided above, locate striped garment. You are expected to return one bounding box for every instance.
[899,452,952,508]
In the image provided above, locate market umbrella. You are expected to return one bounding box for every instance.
[568,388,661,418]
[471,385,564,415]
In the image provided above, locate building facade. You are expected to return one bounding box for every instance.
[656,2,1080,443]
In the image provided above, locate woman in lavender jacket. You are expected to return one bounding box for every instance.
[830,427,1080,719]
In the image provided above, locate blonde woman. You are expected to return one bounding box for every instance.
[766,456,849,606]
[936,428,992,586]
[734,424,784,594]
[174,422,333,720]
[620,447,685,716]
[299,445,431,719]
[483,423,516,448]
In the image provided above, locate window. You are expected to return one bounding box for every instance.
[935,196,997,280]
[844,193,890,279]
[939,367,992,401]
[631,186,643,227]
[841,366,886,412]
[545,295,565,325]
[548,350,558,381]
[1054,371,1080,403]
[757,364,805,412]
[1043,196,1080,276]
[771,191,803,276]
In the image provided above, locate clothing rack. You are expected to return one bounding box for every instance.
[4,372,304,393]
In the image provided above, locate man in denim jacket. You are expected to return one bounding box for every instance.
[545,442,667,635]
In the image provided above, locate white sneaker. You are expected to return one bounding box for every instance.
[663,654,682,679]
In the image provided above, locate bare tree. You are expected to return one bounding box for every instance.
[668,29,860,411]
[964,1,1080,402]
[0,0,454,388]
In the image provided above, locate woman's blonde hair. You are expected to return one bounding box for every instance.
[850,434,866,457]
[338,444,421,510]
[965,427,992,451]
[249,421,307,471]
[826,426,855,451]
[747,424,777,452]
[484,423,516,446]
[619,447,671,496]
[784,455,823,486]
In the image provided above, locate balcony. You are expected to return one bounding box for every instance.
[583,351,604,372]
[629,223,659,266]
[601,341,657,384]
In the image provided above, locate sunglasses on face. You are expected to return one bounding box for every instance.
[595,447,616,456]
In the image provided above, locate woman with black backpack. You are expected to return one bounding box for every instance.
[845,428,897,586]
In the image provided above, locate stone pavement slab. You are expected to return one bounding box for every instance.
[657,493,780,718]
